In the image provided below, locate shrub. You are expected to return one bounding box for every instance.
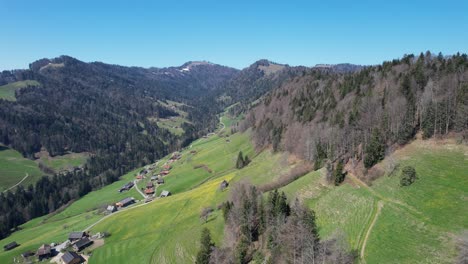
[400,166,417,186]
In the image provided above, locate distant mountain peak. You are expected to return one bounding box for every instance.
[250,60,287,76]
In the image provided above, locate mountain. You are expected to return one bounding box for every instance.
[213,59,308,116]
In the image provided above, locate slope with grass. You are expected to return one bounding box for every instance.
[0,146,44,192]
[36,152,90,173]
[279,138,468,263]
[0,80,40,101]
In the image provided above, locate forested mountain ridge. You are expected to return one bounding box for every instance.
[240,52,468,180]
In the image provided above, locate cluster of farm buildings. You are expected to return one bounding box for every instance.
[3,152,189,263]
[4,231,105,264]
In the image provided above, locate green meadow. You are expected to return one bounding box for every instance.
[38,152,90,172]
[0,146,43,192]
[0,80,41,101]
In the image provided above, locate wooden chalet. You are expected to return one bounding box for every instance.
[61,251,84,264]
[157,178,165,184]
[73,237,93,251]
[162,164,172,170]
[145,188,155,195]
[36,244,52,260]
[21,251,34,258]
[160,170,170,176]
[3,241,18,251]
[116,197,135,207]
[68,232,86,242]
[146,181,154,188]
[106,205,117,213]
[119,182,134,192]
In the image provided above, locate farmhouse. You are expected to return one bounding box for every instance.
[106,205,117,213]
[61,251,84,264]
[116,197,135,207]
[68,232,86,242]
[3,241,19,251]
[144,188,155,195]
[150,176,158,181]
[36,244,52,260]
[119,182,134,192]
[146,181,154,188]
[163,164,172,170]
[73,237,93,251]
[21,251,34,258]
[160,190,171,197]
[160,170,170,176]
[157,178,165,184]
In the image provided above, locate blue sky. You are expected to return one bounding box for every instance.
[1,0,467,70]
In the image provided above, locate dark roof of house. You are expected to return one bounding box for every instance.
[62,251,82,264]
[21,251,34,258]
[37,244,51,255]
[74,238,92,249]
[119,197,135,205]
[146,182,154,187]
[69,232,85,240]
[4,241,18,250]
[157,178,164,183]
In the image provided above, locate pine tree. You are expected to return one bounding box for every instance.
[364,129,386,168]
[196,228,214,264]
[236,151,245,169]
[422,102,435,139]
[334,160,345,186]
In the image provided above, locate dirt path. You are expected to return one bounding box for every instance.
[346,172,435,263]
[3,173,29,192]
[219,115,226,132]
[134,180,147,199]
[82,200,152,232]
[360,200,384,261]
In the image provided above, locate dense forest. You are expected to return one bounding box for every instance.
[0,56,238,239]
[240,52,468,179]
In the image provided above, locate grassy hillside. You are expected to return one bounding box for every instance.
[0,80,40,101]
[0,146,43,192]
[279,138,468,263]
[0,147,89,192]
[37,152,90,172]
[152,100,191,136]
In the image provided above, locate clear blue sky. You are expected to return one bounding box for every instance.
[1,0,467,70]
